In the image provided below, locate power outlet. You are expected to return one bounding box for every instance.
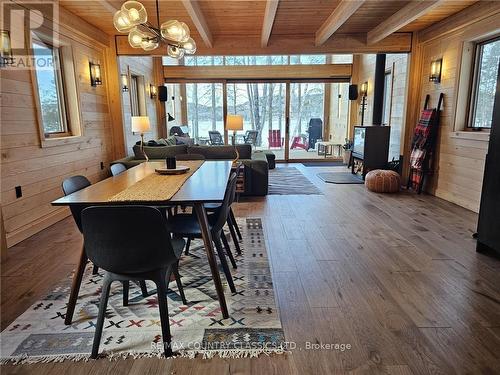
[100,162,104,170]
[15,186,22,198]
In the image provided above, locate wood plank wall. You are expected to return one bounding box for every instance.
[404,3,500,212]
[353,53,409,159]
[0,8,122,248]
[119,56,162,155]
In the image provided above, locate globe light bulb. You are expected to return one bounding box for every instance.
[113,10,134,32]
[182,37,196,54]
[121,1,147,26]
[167,45,185,59]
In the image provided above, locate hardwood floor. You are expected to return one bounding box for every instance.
[2,164,500,374]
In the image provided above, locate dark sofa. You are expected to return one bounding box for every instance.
[112,144,268,196]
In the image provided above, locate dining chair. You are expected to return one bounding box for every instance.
[110,163,127,176]
[61,176,151,323]
[82,205,185,359]
[204,163,243,255]
[168,173,238,293]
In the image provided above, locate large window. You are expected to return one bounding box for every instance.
[31,34,81,142]
[469,37,500,129]
[32,40,68,135]
[186,83,224,143]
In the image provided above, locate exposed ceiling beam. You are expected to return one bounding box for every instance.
[181,0,213,48]
[367,0,443,45]
[95,0,118,14]
[261,0,279,47]
[116,33,412,56]
[315,0,366,46]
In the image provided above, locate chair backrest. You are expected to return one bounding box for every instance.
[209,131,224,145]
[110,163,127,176]
[81,206,178,274]
[176,153,206,161]
[62,175,91,233]
[244,130,258,145]
[212,171,238,233]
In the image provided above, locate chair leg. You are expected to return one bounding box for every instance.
[154,269,173,357]
[92,264,99,275]
[230,209,242,241]
[65,244,88,325]
[221,232,237,269]
[213,235,236,293]
[184,237,191,255]
[172,262,187,305]
[91,275,112,359]
[227,217,241,255]
[139,281,149,297]
[123,281,129,306]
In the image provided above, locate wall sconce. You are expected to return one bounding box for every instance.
[150,84,157,99]
[360,81,368,97]
[429,58,442,83]
[89,62,102,86]
[1,30,13,67]
[121,74,129,92]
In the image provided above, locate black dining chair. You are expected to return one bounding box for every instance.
[204,163,243,255]
[110,163,127,176]
[62,176,152,316]
[82,206,185,359]
[168,173,238,293]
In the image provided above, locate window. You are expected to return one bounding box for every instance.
[129,74,147,116]
[469,37,500,129]
[32,40,68,136]
[31,34,81,143]
[382,70,392,125]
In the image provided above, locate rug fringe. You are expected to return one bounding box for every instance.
[0,348,286,365]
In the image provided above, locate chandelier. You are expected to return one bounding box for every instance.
[113,0,196,58]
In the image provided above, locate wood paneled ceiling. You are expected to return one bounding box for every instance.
[59,0,479,54]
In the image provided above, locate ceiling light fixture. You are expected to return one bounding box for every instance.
[113,0,196,58]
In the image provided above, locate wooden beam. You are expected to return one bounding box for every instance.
[261,0,279,47]
[163,64,352,82]
[418,0,500,43]
[367,0,442,45]
[117,33,412,56]
[95,0,118,14]
[181,0,213,48]
[315,0,366,46]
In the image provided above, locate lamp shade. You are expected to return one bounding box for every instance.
[226,115,243,131]
[131,116,151,133]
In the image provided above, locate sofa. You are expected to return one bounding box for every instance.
[112,144,269,196]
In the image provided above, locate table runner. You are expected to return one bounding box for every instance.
[108,160,204,202]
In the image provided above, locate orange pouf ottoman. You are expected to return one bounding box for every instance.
[365,169,401,193]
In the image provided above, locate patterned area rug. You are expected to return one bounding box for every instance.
[269,167,323,195]
[1,218,286,364]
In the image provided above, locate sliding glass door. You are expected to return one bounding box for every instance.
[227,82,287,160]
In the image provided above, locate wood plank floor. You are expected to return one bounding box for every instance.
[2,164,500,374]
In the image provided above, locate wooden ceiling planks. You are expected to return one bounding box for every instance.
[59,0,481,53]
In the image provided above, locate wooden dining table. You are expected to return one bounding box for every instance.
[52,160,233,323]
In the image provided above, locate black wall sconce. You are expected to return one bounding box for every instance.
[429,58,442,83]
[89,62,102,86]
[150,84,157,99]
[121,74,129,92]
[359,81,368,126]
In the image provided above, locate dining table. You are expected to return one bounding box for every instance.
[51,160,233,323]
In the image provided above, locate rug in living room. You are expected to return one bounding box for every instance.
[268,167,322,195]
[0,218,286,364]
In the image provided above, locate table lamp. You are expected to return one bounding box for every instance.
[131,116,151,161]
[226,114,243,162]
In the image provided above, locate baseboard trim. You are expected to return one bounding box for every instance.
[6,208,71,248]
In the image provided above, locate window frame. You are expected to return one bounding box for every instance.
[382,69,393,126]
[29,30,83,146]
[467,35,500,130]
[31,38,71,138]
